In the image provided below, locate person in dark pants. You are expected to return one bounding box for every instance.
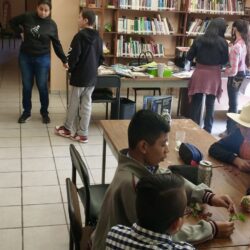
[9,0,68,124]
[186,18,228,133]
[220,19,249,137]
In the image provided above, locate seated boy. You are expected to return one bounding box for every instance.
[92,110,235,249]
[106,174,195,249]
[209,102,250,172]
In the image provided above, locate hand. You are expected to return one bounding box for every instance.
[63,63,69,69]
[214,221,235,238]
[20,33,24,41]
[233,157,250,172]
[210,195,236,214]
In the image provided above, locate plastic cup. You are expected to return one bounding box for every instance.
[175,131,186,151]
[157,63,165,77]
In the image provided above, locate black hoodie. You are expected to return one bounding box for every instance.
[68,28,104,87]
[9,12,67,63]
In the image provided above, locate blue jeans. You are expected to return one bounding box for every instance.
[226,72,245,133]
[190,93,216,133]
[19,52,50,115]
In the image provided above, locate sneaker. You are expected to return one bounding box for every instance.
[18,113,31,123]
[219,130,228,138]
[55,126,71,138]
[71,134,88,143]
[42,114,51,124]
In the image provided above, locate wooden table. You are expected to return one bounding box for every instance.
[99,119,250,249]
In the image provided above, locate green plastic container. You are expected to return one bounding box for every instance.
[147,67,158,77]
[163,69,173,77]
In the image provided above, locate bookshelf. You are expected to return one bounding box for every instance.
[80,0,249,65]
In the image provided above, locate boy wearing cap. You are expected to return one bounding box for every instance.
[209,102,250,172]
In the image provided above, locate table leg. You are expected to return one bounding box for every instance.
[102,137,107,184]
[199,94,206,126]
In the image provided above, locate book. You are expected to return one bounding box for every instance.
[143,95,173,115]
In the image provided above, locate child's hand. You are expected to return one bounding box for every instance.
[210,195,236,213]
[63,63,69,69]
[214,221,235,238]
[233,157,250,172]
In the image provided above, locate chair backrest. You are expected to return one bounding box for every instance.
[66,178,82,244]
[69,144,91,218]
[94,75,121,100]
[66,178,95,250]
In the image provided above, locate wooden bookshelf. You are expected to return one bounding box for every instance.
[80,0,249,65]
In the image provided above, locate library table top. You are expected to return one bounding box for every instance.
[99,119,250,249]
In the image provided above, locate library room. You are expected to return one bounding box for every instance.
[0,0,250,249]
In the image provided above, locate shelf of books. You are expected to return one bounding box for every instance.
[80,0,249,65]
[188,0,245,14]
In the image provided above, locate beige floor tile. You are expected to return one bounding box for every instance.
[0,172,21,188]
[22,171,58,187]
[90,168,116,184]
[52,145,83,157]
[55,169,71,186]
[0,147,21,159]
[85,155,117,169]
[0,159,21,172]
[23,204,66,227]
[22,158,55,172]
[23,186,62,205]
[0,206,21,228]
[21,136,50,147]
[54,157,71,170]
[0,129,20,138]
[0,121,20,129]
[24,225,68,250]
[0,137,20,148]
[0,228,22,250]
[22,146,53,158]
[50,136,78,146]
[21,128,48,137]
[0,188,21,206]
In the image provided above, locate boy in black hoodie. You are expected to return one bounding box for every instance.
[55,10,103,143]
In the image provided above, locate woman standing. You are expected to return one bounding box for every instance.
[187,18,229,133]
[10,0,68,124]
[221,19,249,136]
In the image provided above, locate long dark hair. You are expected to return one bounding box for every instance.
[233,19,249,67]
[199,18,226,46]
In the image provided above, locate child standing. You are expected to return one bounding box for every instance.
[221,19,249,136]
[92,109,235,250]
[55,10,103,143]
[209,102,250,172]
[106,174,195,249]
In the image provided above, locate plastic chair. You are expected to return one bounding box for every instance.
[92,75,121,119]
[69,144,109,226]
[66,178,94,250]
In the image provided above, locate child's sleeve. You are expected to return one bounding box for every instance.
[173,220,214,245]
[9,13,26,35]
[67,33,82,71]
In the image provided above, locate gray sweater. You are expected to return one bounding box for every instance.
[92,149,214,250]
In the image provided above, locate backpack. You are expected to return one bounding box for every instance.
[179,142,203,166]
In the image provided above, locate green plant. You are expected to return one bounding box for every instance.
[229,213,246,222]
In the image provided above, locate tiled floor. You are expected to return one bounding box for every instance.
[0,46,118,250]
[0,44,249,249]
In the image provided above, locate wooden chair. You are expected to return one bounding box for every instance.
[69,144,109,226]
[66,178,94,250]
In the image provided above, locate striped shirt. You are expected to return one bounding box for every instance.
[106,223,196,250]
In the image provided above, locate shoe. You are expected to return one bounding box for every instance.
[71,134,88,143]
[42,114,51,124]
[55,125,71,138]
[219,130,228,138]
[18,113,31,123]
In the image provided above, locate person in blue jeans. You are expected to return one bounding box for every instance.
[9,0,68,123]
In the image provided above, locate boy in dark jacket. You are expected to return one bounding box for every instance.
[55,10,103,143]
[209,102,250,172]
